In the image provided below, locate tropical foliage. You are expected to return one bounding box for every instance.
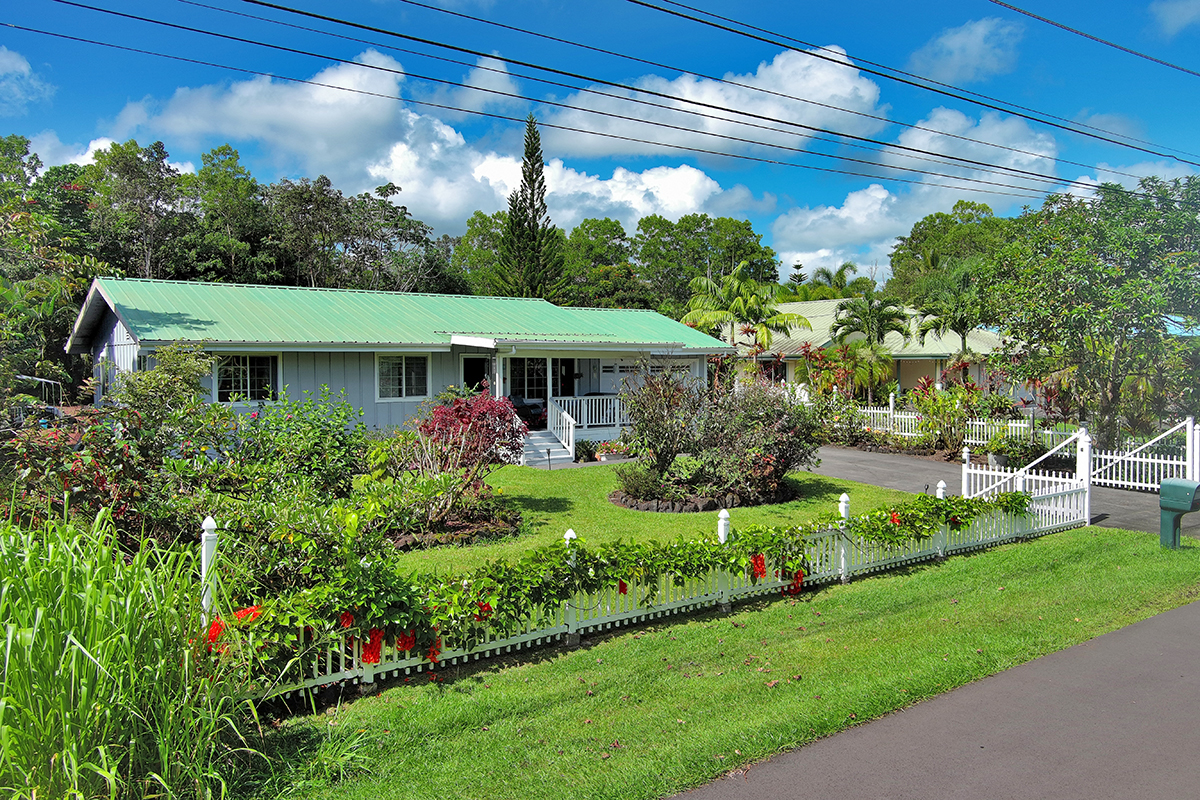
[681,260,810,349]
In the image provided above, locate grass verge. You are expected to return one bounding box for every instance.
[244,526,1200,800]
[393,466,911,574]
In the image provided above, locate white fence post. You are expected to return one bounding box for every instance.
[933,480,947,558]
[1187,416,1196,482]
[717,510,731,612]
[888,392,896,433]
[201,516,218,619]
[837,493,850,583]
[936,480,946,499]
[1077,430,1092,524]
[961,446,971,497]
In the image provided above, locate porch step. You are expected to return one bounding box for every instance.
[521,430,574,468]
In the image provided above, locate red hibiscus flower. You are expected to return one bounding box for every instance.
[473,601,493,622]
[361,628,385,664]
[396,630,416,652]
[427,637,442,664]
[890,511,901,525]
[233,605,261,622]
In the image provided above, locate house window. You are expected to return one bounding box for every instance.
[378,355,429,399]
[217,355,278,402]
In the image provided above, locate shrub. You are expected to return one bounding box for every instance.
[574,438,598,462]
[618,365,705,477]
[911,383,981,451]
[614,460,666,500]
[808,390,869,445]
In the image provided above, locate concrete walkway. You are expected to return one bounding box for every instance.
[808,445,1200,538]
[665,446,1200,800]
[675,599,1200,800]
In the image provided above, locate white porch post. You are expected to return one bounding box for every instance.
[1187,416,1196,482]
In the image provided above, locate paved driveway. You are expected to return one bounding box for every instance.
[808,446,1198,538]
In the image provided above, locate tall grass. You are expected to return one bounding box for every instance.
[0,511,251,799]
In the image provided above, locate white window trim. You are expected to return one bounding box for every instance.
[375,352,432,403]
[212,352,283,405]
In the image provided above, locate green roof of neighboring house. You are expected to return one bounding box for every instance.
[744,299,1003,359]
[66,278,733,354]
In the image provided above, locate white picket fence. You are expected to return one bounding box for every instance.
[200,481,1090,699]
[859,394,1072,447]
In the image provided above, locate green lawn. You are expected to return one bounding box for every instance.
[390,464,911,574]
[243,526,1200,800]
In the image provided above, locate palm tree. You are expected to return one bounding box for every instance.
[810,261,875,299]
[842,339,894,406]
[830,289,912,347]
[915,263,985,358]
[682,260,810,350]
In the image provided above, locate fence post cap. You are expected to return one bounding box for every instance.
[718,509,730,520]
[839,492,850,501]
[936,479,947,489]
[202,516,217,534]
[563,529,577,543]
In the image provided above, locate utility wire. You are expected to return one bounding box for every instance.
[626,0,1200,167]
[650,0,1200,157]
[180,0,1149,187]
[49,0,1077,195]
[2,22,1049,200]
[229,0,1156,178]
[985,0,1200,80]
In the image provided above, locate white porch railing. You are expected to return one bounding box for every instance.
[547,399,576,461]
[555,395,628,430]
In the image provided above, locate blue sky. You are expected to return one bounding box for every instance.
[4,0,1199,279]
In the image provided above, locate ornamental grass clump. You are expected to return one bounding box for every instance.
[0,512,252,799]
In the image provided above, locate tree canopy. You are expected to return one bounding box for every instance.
[983,177,1200,446]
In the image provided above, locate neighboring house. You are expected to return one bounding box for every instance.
[65,278,733,451]
[751,299,1006,392]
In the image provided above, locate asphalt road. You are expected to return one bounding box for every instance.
[665,445,1200,800]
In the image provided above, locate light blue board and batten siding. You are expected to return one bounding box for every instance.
[91,309,139,401]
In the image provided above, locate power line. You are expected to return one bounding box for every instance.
[47,0,1076,195]
[2,22,1049,201]
[985,0,1200,80]
[230,0,1142,179]
[650,0,1200,158]
[625,0,1200,167]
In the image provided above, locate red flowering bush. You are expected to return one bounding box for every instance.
[750,553,767,580]
[361,628,385,664]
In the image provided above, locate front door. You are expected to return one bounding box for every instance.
[552,358,575,398]
[462,356,491,392]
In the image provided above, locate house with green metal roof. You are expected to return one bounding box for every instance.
[752,299,1005,392]
[66,278,733,460]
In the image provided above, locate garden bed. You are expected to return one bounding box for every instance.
[608,483,795,512]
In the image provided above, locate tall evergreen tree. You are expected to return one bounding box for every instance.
[495,115,564,299]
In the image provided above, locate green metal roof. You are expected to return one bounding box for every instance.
[745,299,1003,359]
[67,278,731,353]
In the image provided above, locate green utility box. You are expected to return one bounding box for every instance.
[1159,478,1200,548]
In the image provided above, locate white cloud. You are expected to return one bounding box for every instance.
[29,131,116,166]
[1068,159,1198,197]
[368,128,768,232]
[451,56,524,113]
[909,18,1024,84]
[1150,0,1200,36]
[771,108,1059,279]
[540,47,889,159]
[102,48,768,231]
[0,47,54,117]
[119,49,411,187]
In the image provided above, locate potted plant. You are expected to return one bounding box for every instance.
[986,434,1010,467]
